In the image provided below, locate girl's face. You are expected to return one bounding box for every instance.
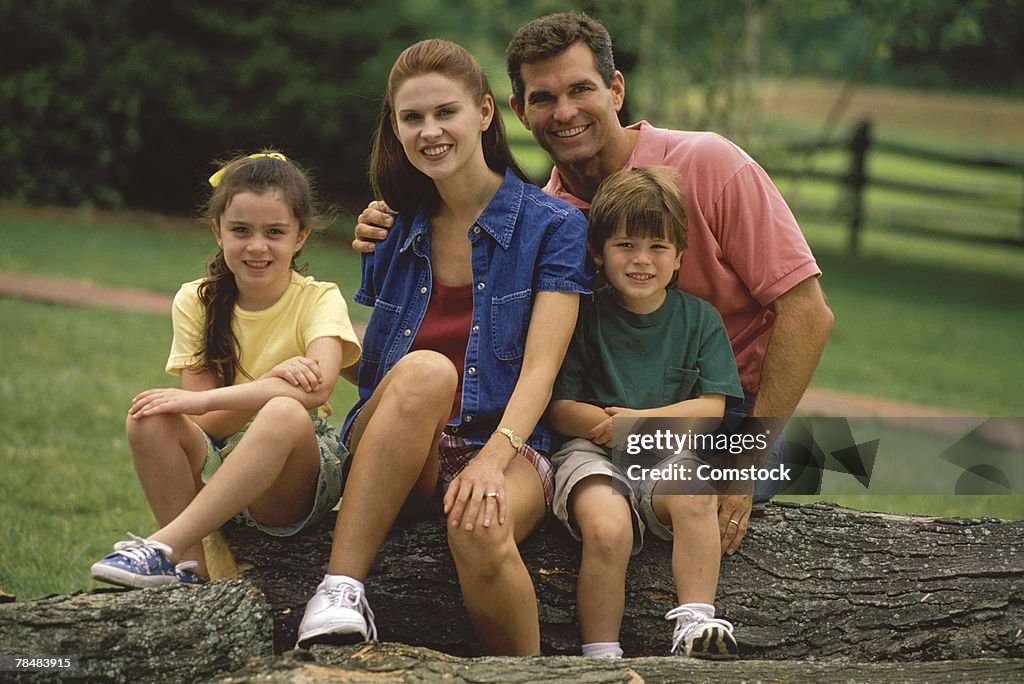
[595,224,682,314]
[213,189,309,311]
[392,72,494,184]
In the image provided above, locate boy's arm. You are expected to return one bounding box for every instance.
[549,399,609,439]
[606,393,726,422]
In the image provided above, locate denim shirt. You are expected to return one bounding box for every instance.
[343,168,592,454]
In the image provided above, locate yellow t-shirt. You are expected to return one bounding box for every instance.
[166,271,361,388]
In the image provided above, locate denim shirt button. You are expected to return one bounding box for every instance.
[464,415,474,423]
[403,329,412,337]
[473,226,481,234]
[472,325,479,332]
[477,282,485,290]
[468,366,476,375]
[420,286,427,294]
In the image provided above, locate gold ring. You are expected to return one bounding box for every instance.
[728,519,740,527]
[486,492,499,498]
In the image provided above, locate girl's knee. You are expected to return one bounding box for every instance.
[255,395,310,423]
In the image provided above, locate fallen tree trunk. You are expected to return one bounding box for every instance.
[221,501,1024,660]
[214,642,1024,684]
[0,580,272,682]
[2,502,1020,683]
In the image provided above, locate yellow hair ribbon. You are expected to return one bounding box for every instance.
[208,152,287,187]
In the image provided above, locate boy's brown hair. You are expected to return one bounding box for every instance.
[588,167,688,254]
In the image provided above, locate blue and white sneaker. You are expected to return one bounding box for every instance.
[90,533,184,589]
[176,567,209,586]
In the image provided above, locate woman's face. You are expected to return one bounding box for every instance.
[392,72,494,183]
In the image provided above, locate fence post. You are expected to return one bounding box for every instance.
[845,120,871,255]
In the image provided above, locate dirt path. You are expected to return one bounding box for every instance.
[0,269,974,419]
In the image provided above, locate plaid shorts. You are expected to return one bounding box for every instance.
[437,432,554,508]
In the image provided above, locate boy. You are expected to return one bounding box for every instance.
[549,167,744,659]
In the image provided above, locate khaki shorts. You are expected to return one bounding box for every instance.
[201,411,346,537]
[550,437,709,554]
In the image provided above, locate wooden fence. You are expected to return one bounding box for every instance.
[761,120,1024,255]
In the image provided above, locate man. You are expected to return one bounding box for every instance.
[353,12,834,555]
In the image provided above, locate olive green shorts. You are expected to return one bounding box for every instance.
[201,411,346,537]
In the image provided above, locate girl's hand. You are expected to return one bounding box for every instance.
[129,388,210,418]
[443,451,508,531]
[267,356,323,393]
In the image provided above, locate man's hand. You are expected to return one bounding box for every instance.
[352,200,396,253]
[718,492,752,556]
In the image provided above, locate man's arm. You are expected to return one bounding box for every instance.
[752,276,834,420]
[717,276,833,556]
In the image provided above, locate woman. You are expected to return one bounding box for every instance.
[296,39,591,655]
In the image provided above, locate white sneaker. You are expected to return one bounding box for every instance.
[296,576,377,648]
[666,604,738,660]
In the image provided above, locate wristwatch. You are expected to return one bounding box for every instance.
[494,427,524,452]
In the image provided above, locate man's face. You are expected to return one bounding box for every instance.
[510,42,625,169]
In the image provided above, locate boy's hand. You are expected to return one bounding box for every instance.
[352,200,396,253]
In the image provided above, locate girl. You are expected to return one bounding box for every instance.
[91,152,361,588]
[296,40,591,655]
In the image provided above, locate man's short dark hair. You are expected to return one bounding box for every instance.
[505,12,616,104]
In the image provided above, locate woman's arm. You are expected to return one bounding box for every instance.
[444,291,579,526]
[130,337,345,442]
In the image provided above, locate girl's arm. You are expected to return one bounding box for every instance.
[130,336,345,442]
[444,290,579,527]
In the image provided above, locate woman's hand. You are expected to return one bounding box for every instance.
[129,388,210,418]
[266,356,323,393]
[443,447,509,531]
[352,200,396,253]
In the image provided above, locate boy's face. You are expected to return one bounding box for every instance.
[595,225,682,314]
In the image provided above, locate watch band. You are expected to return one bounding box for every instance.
[494,426,524,451]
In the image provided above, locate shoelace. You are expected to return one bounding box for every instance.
[665,605,734,654]
[112,533,174,565]
[325,583,378,641]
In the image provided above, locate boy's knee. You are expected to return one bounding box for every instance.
[578,514,633,561]
[661,493,717,524]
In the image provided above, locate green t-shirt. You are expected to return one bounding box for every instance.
[553,287,744,410]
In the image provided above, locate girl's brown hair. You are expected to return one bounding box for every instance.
[369,39,529,214]
[196,151,323,385]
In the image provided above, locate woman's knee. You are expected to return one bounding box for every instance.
[447,522,517,579]
[388,351,459,405]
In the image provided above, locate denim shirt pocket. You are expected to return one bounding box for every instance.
[663,367,700,404]
[361,299,402,363]
[491,289,532,361]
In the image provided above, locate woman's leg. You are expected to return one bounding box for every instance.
[125,411,209,572]
[327,350,458,580]
[570,475,634,645]
[148,395,323,562]
[447,454,547,655]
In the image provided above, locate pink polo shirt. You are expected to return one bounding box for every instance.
[543,121,821,393]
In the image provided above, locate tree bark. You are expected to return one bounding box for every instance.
[2,502,1021,683]
[212,642,1024,684]
[221,501,1024,660]
[0,580,272,683]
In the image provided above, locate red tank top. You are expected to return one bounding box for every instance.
[410,277,474,421]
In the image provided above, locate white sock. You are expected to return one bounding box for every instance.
[581,641,623,658]
[323,574,364,592]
